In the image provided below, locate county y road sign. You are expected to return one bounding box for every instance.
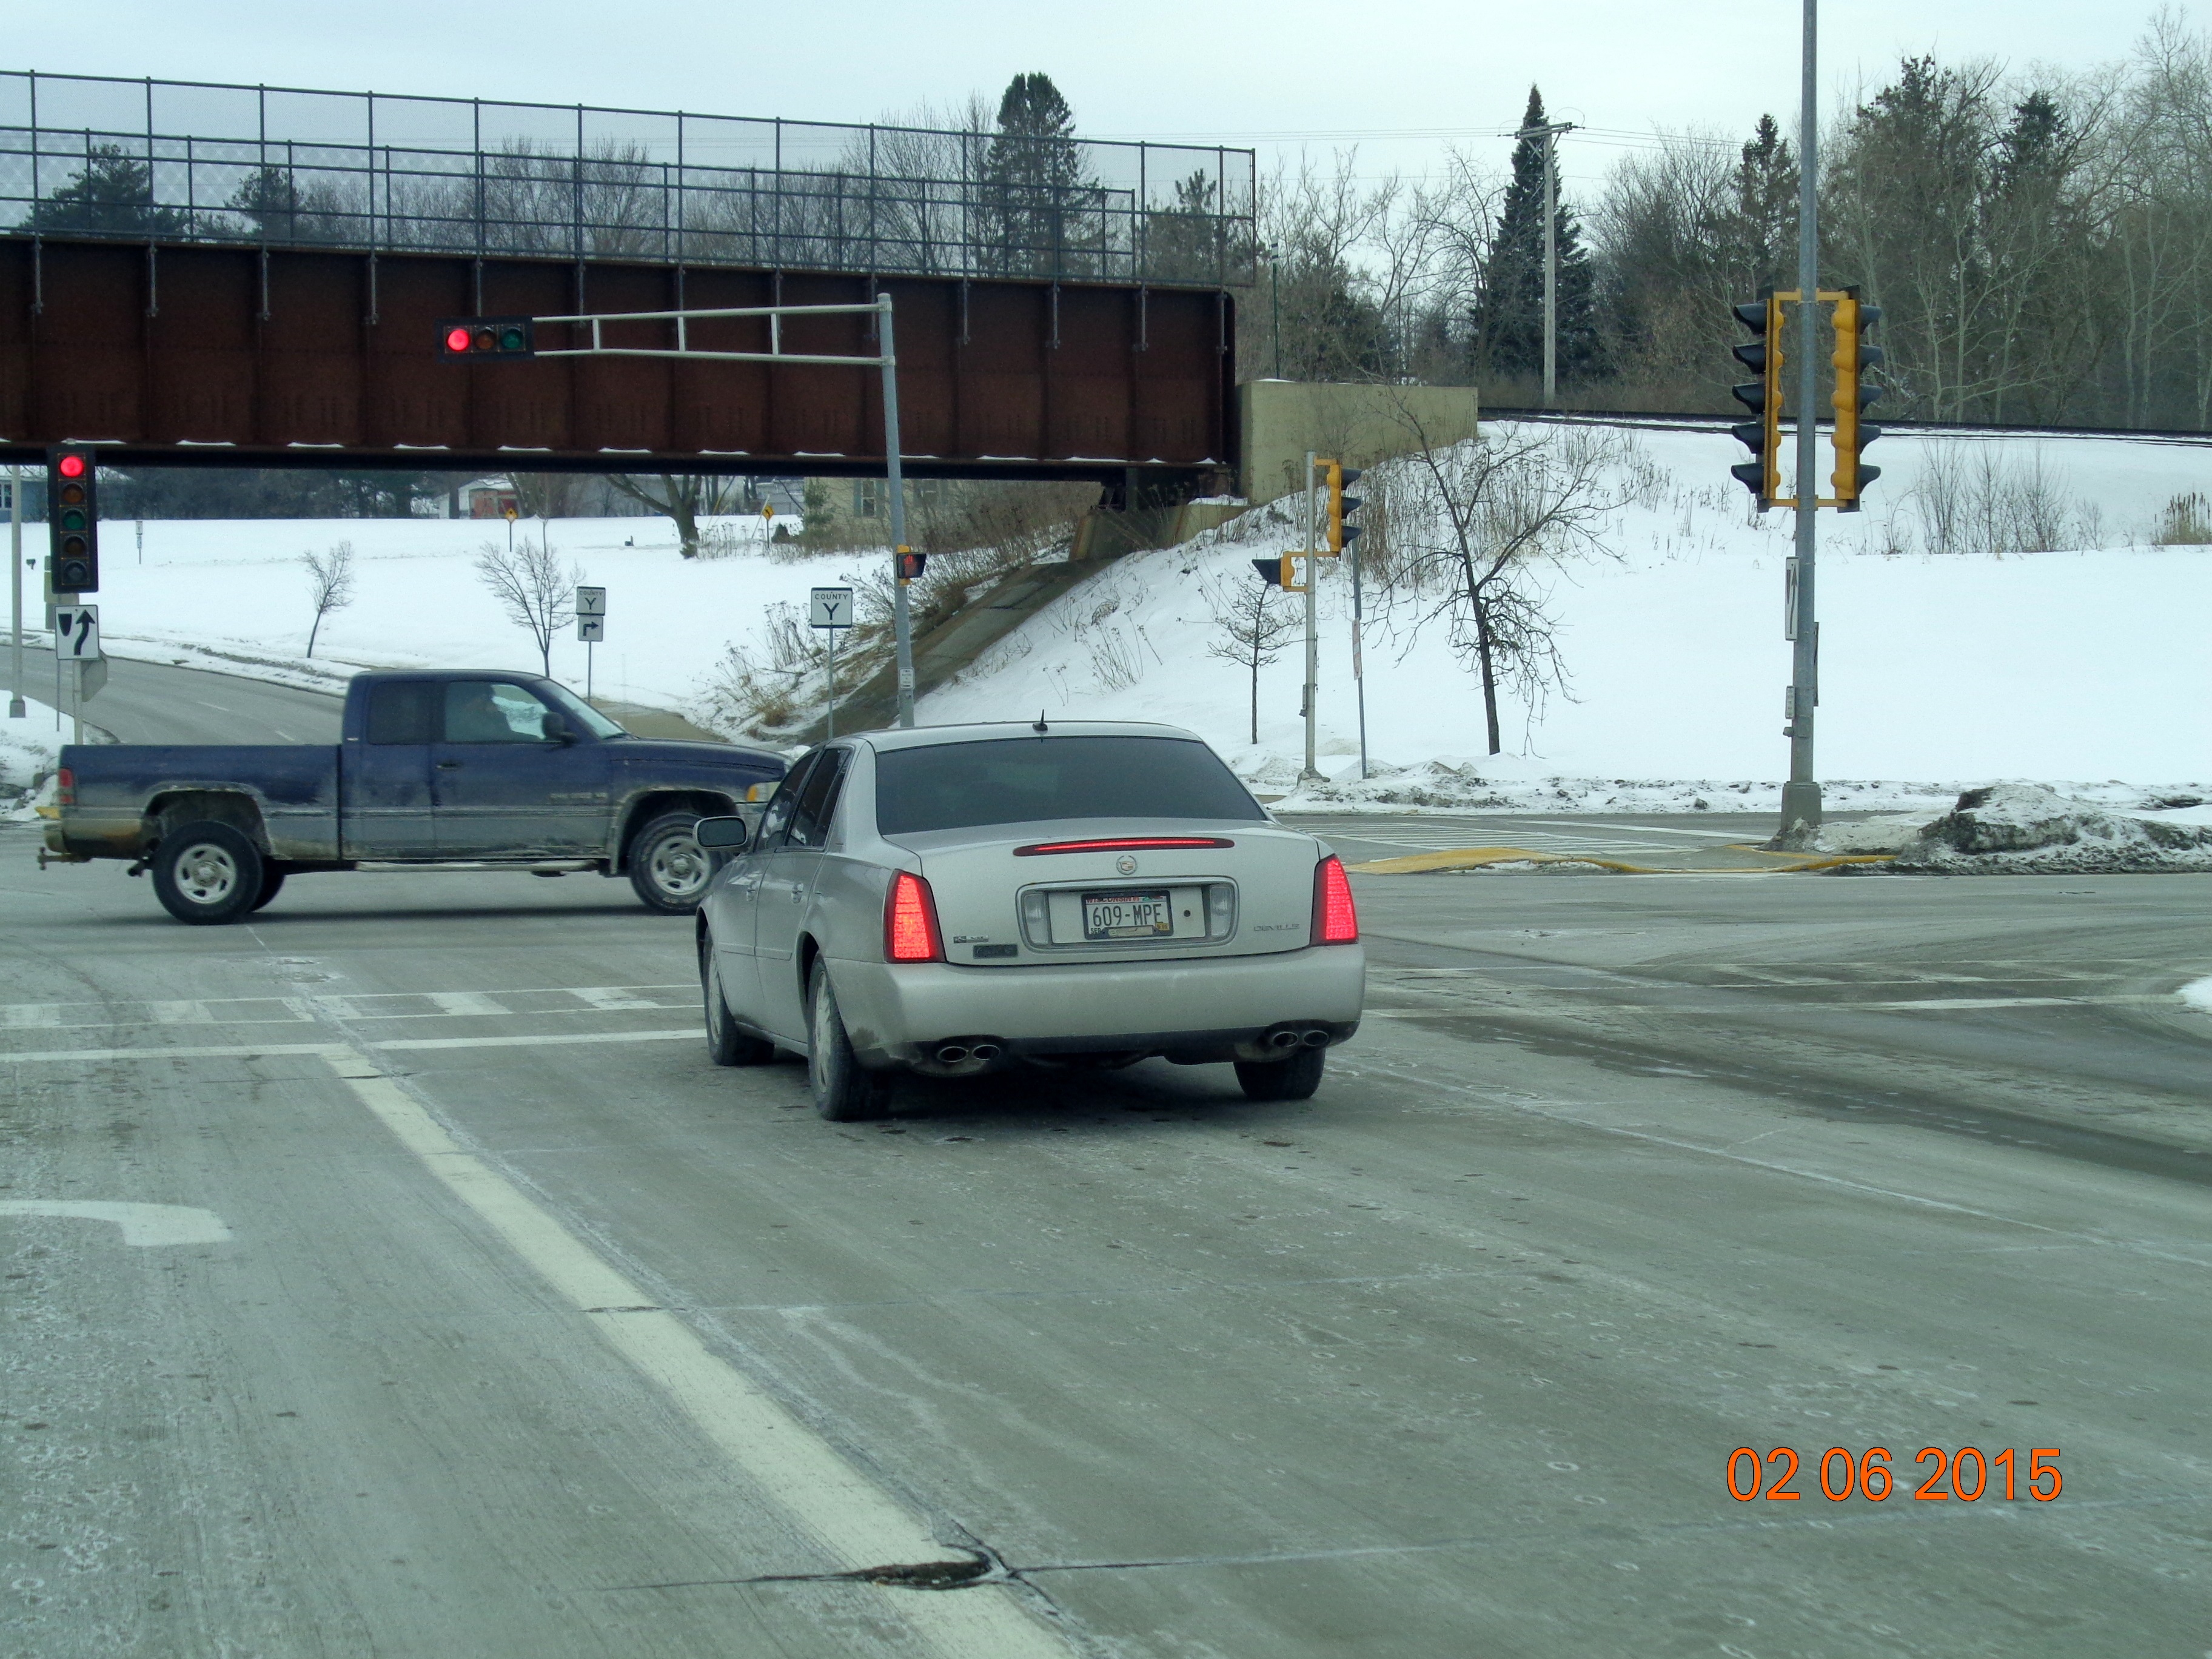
[810,587,855,629]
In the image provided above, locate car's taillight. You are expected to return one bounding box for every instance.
[1313,855,1358,944]
[55,767,74,808]
[885,871,943,962]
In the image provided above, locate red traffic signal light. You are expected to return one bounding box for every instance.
[438,317,536,358]
[896,548,928,581]
[47,446,99,594]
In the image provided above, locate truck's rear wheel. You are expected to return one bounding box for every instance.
[629,811,711,914]
[152,823,264,926]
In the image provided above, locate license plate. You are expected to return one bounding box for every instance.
[1082,890,1173,940]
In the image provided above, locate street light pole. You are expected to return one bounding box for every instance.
[1300,450,1320,782]
[1780,0,1823,842]
[1513,119,1576,406]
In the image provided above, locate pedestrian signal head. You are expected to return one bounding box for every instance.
[896,548,928,581]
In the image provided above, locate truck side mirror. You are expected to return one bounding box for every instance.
[541,711,575,743]
[695,816,749,851]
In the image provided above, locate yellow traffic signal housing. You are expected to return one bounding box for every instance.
[1830,289,1884,509]
[1252,554,1305,591]
[1317,458,1364,555]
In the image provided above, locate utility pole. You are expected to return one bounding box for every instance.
[1300,450,1321,782]
[8,466,23,720]
[1262,244,1283,379]
[1513,119,1576,406]
[1780,0,1823,842]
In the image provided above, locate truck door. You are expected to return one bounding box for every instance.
[432,680,609,857]
[752,747,850,1042]
[346,680,440,857]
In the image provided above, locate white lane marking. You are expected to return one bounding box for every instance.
[374,1029,697,1052]
[427,991,512,1017]
[1514,818,1751,840]
[0,1200,232,1246]
[0,985,694,1030]
[569,987,668,1012]
[321,1051,1067,1658]
[1371,994,2170,1017]
[1,1031,701,1064]
[271,728,297,742]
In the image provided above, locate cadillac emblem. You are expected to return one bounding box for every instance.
[1115,854,1138,875]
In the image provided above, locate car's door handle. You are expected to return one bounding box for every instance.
[437,760,463,770]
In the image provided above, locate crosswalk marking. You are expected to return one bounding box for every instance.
[0,985,695,1030]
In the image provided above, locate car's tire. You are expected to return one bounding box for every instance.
[1235,1046,1326,1102]
[702,935,774,1067]
[250,866,287,911]
[628,811,712,914]
[807,959,891,1121]
[151,822,265,927]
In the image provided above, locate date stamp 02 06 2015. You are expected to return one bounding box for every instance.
[1729,1446,2062,1503]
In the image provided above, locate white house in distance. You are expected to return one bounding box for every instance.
[414,478,523,519]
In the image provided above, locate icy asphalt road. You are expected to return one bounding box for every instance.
[5,820,2210,1658]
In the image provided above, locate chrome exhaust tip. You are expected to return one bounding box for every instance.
[1301,1028,1330,1048]
[1269,1028,1303,1050]
[936,1044,971,1064]
[969,1042,1002,1062]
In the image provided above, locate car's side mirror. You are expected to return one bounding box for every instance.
[541,712,575,743]
[695,815,749,851]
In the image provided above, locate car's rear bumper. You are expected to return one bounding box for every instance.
[830,944,1365,1070]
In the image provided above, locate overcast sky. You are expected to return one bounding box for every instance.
[23,1,2176,193]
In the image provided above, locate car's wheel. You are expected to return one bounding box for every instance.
[151,822,264,927]
[701,934,774,1067]
[250,866,287,911]
[807,959,891,1121]
[1235,1046,1326,1102]
[629,811,711,914]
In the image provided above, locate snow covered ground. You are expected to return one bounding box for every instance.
[1,697,66,818]
[24,421,2212,813]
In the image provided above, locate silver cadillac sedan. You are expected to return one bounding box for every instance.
[692,721,1365,1120]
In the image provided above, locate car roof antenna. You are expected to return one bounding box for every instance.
[1033,709,1049,734]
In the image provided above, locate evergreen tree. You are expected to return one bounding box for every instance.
[980,73,1099,276]
[1472,88,1600,386]
[32,145,189,236]
[1729,114,1798,293]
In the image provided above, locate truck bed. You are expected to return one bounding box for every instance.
[60,745,340,861]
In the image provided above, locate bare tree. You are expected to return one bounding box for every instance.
[1202,571,1302,743]
[604,474,750,558]
[1385,420,1627,755]
[300,540,356,658]
[475,528,577,677]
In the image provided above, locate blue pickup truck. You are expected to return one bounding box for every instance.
[41,669,785,925]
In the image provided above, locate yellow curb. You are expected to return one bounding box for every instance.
[1344,846,1897,876]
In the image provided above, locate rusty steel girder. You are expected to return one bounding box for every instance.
[0,237,1238,486]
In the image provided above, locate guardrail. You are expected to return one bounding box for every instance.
[0,70,1258,288]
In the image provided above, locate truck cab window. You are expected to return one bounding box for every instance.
[365,682,441,745]
[445,682,554,743]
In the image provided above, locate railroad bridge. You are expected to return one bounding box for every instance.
[0,72,1254,497]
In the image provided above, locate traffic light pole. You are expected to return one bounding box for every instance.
[8,465,22,720]
[1780,0,1824,844]
[880,303,917,729]
[1301,451,1321,783]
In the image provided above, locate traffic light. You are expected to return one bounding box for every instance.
[1729,293,1782,508]
[438,317,535,358]
[48,447,98,594]
[1252,555,1304,591]
[896,548,928,581]
[1831,289,1883,509]
[1318,459,1363,555]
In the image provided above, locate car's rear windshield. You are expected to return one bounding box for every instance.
[874,736,1265,836]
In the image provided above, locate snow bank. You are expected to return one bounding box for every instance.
[2182,977,2212,1014]
[1890,783,2212,873]
[1,697,66,819]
